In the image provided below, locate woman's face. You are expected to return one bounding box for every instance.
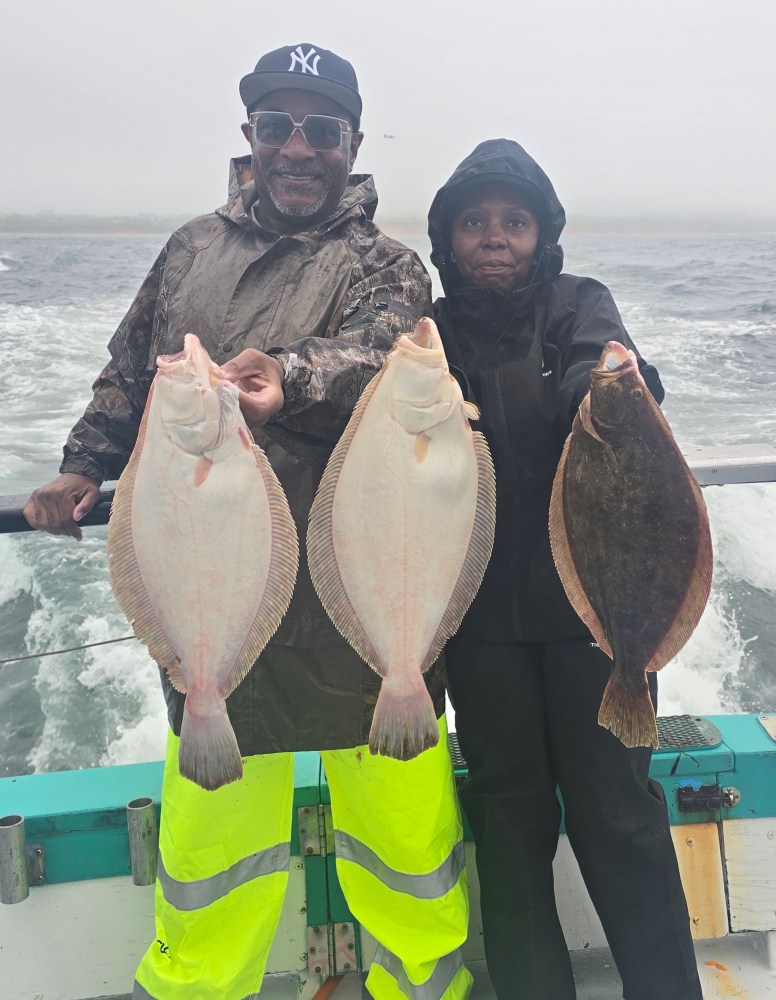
[450,183,540,293]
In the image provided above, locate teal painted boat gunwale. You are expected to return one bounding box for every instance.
[650,736,736,826]
[2,716,776,887]
[705,713,776,821]
[290,751,322,857]
[0,751,323,884]
[452,715,767,831]
[0,761,163,884]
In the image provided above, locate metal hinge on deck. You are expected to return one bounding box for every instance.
[306,923,331,978]
[297,804,335,858]
[297,805,359,978]
[677,783,741,812]
[306,920,357,979]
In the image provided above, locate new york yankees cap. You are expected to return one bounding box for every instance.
[239,43,362,123]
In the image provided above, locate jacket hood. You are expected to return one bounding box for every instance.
[428,139,566,295]
[218,156,379,234]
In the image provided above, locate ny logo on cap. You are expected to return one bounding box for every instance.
[288,45,320,75]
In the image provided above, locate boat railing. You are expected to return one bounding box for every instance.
[1,442,775,537]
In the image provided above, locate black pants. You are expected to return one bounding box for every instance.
[446,635,703,1000]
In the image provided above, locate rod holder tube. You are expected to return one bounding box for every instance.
[126,797,158,886]
[0,815,29,904]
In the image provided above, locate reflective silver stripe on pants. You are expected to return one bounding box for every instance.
[133,981,262,999]
[334,829,465,899]
[372,944,465,1000]
[157,841,291,912]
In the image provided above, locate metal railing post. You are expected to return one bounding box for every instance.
[0,815,29,904]
[126,797,158,886]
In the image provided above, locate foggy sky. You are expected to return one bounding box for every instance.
[3,0,775,224]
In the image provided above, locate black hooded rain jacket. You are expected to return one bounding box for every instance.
[429,139,664,644]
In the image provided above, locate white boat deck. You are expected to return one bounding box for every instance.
[224,934,776,999]
[8,831,776,1000]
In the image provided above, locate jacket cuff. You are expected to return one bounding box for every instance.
[59,456,105,487]
[267,349,312,416]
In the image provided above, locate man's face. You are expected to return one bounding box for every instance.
[241,88,363,234]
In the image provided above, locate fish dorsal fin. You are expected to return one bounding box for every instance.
[420,429,497,672]
[307,368,387,673]
[630,391,714,673]
[107,383,186,690]
[220,443,299,698]
[644,467,714,674]
[548,429,613,659]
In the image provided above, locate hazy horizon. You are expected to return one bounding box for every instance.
[2,209,776,238]
[3,0,775,224]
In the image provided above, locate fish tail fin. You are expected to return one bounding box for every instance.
[368,675,439,761]
[178,699,243,790]
[597,670,659,749]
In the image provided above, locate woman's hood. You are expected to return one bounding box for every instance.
[428,139,566,293]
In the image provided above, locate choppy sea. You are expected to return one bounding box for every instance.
[1,229,775,778]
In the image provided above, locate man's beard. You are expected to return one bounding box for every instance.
[269,186,328,217]
[267,169,330,218]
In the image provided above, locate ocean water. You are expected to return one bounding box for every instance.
[1,230,775,778]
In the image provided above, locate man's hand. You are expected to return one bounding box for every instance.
[23,473,101,541]
[220,349,285,427]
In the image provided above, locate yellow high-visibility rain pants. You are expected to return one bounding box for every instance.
[133,716,472,1000]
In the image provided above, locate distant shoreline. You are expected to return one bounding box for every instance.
[1,213,775,237]
[0,215,192,236]
[384,217,776,237]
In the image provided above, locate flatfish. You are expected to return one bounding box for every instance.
[549,341,713,748]
[308,317,496,760]
[107,334,298,789]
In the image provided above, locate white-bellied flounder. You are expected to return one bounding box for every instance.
[107,333,298,790]
[308,317,496,760]
[549,340,713,748]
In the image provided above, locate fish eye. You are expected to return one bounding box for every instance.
[632,388,643,398]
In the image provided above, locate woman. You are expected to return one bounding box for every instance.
[429,139,703,1000]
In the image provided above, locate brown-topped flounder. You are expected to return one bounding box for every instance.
[107,334,298,790]
[549,341,713,748]
[307,317,496,760]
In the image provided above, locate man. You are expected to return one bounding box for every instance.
[25,44,472,1000]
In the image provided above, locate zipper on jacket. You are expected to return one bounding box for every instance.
[486,344,525,641]
[489,343,520,492]
[488,345,536,642]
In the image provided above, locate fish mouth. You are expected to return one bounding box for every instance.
[595,341,638,376]
[402,321,446,365]
[157,334,214,386]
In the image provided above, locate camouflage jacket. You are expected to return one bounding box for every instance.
[60,159,444,753]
